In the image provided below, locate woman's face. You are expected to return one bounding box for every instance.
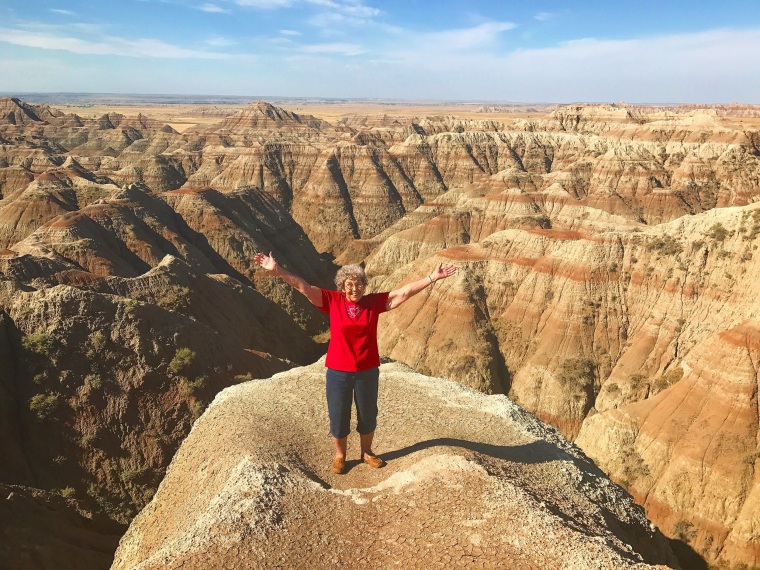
[343,279,365,303]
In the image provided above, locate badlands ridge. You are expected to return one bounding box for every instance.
[0,97,759,568]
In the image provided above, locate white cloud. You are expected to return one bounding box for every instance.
[205,35,236,46]
[535,12,555,22]
[49,9,76,16]
[199,3,232,14]
[279,29,301,36]
[0,27,231,59]
[231,0,293,8]
[306,0,380,28]
[306,0,379,18]
[379,27,760,102]
[302,42,364,56]
[424,21,517,52]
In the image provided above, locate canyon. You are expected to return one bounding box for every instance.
[1,95,759,568]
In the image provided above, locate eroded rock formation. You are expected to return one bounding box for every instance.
[2,97,760,568]
[111,360,678,570]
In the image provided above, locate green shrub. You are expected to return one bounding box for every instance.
[22,333,56,358]
[707,223,730,242]
[32,373,47,385]
[157,287,190,310]
[88,330,107,353]
[168,348,196,375]
[58,487,76,499]
[121,467,150,484]
[185,375,207,396]
[85,373,103,390]
[629,373,646,388]
[29,392,61,420]
[646,235,682,256]
[234,372,255,383]
[557,358,596,388]
[123,298,138,315]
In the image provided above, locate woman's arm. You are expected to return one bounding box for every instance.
[386,263,456,310]
[253,252,324,308]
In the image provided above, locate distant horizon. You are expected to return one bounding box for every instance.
[2,91,754,108]
[2,1,760,103]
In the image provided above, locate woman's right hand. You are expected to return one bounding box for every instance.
[254,251,278,272]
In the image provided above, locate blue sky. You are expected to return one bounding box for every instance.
[1,0,760,103]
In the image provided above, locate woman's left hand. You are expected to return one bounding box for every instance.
[431,263,457,282]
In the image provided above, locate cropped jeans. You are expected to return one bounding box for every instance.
[325,367,379,439]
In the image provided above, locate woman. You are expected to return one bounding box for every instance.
[253,252,456,474]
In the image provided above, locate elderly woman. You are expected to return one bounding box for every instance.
[253,252,456,474]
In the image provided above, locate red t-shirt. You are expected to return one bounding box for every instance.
[318,289,390,372]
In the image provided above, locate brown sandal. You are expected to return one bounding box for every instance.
[363,454,385,469]
[331,457,347,474]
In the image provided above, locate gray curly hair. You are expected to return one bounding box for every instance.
[334,264,367,290]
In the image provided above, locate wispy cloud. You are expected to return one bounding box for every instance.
[279,29,301,36]
[205,35,236,46]
[306,0,379,18]
[0,27,231,59]
[307,0,380,28]
[231,0,293,8]
[535,12,555,22]
[424,21,517,51]
[302,42,364,56]
[49,9,76,16]
[198,3,232,14]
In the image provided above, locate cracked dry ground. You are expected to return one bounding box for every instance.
[111,360,677,570]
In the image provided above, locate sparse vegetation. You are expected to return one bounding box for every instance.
[651,367,684,395]
[29,392,61,420]
[157,286,190,310]
[673,519,696,544]
[121,467,150,484]
[57,487,76,499]
[707,222,730,242]
[646,235,682,256]
[620,443,650,487]
[86,330,108,358]
[80,434,97,447]
[185,375,208,396]
[629,373,646,388]
[22,333,56,358]
[557,358,597,389]
[234,372,256,383]
[168,347,196,375]
[123,298,138,315]
[85,373,103,390]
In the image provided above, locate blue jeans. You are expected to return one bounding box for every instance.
[325,367,379,439]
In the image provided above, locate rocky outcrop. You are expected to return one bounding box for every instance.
[111,360,678,570]
[576,321,760,567]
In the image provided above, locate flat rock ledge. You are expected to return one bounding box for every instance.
[111,359,679,570]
